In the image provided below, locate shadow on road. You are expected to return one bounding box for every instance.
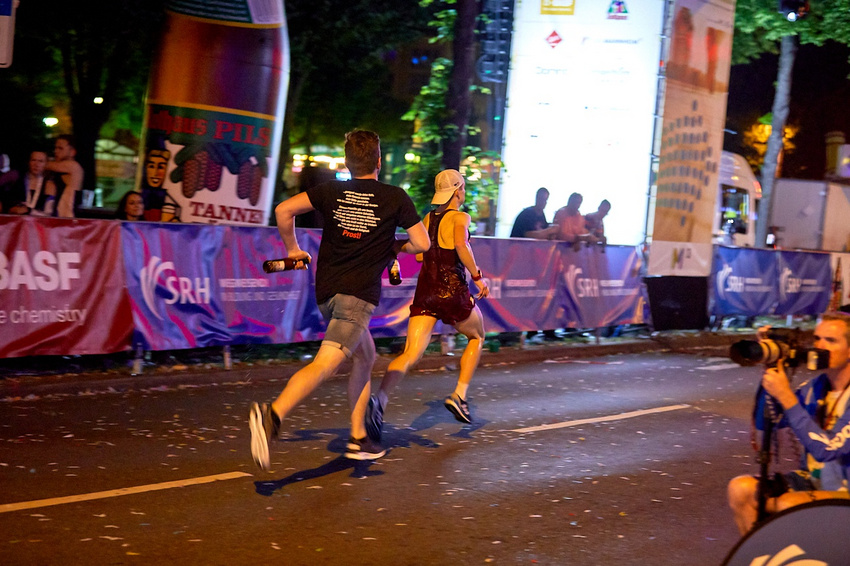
[254,454,383,496]
[406,398,488,439]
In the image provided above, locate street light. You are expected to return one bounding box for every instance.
[778,0,809,21]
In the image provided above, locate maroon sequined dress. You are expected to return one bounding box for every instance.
[410,210,475,325]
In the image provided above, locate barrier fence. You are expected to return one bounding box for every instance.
[2,216,846,359]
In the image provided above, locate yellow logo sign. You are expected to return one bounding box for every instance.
[542,0,576,16]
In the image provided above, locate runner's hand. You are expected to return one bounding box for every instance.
[474,279,489,300]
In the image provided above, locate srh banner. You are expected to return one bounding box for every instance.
[711,246,778,316]
[710,246,831,317]
[555,244,648,329]
[0,216,133,358]
[468,237,563,333]
[649,0,736,276]
[121,223,317,351]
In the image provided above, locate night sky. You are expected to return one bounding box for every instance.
[724,40,850,178]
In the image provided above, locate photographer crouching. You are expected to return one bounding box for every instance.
[728,313,850,535]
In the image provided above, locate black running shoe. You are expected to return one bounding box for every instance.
[444,393,471,423]
[345,437,387,460]
[249,402,280,471]
[365,395,384,442]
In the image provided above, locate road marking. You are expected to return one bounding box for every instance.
[696,363,741,371]
[510,404,691,434]
[0,471,252,514]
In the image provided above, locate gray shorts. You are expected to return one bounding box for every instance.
[318,294,375,357]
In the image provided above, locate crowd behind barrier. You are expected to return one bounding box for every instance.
[1,216,845,360]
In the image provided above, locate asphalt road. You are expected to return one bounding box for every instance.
[1,348,794,565]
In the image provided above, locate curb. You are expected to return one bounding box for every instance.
[0,331,754,399]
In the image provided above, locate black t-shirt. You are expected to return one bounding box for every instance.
[510,206,548,237]
[306,179,420,306]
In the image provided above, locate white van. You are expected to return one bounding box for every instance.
[713,151,762,247]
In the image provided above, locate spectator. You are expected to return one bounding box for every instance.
[116,190,145,221]
[46,135,84,218]
[510,187,553,238]
[553,192,590,250]
[584,199,611,249]
[1,151,57,216]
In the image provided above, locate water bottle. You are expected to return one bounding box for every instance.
[389,258,402,285]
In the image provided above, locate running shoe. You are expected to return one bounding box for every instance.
[249,402,279,471]
[365,395,384,442]
[444,393,471,423]
[345,436,387,460]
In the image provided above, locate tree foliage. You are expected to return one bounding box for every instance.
[731,0,850,247]
[281,0,432,162]
[401,0,501,226]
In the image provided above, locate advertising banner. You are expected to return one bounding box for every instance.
[711,246,778,316]
[122,224,316,350]
[497,0,665,245]
[136,0,289,225]
[648,0,736,276]
[0,216,133,358]
[556,244,647,329]
[776,250,831,316]
[469,237,563,333]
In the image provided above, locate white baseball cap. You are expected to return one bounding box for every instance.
[432,169,465,205]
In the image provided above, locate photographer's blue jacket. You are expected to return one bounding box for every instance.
[756,374,850,491]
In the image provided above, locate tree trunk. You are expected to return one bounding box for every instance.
[755,34,797,248]
[442,0,479,170]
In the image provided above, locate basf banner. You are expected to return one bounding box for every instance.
[0,217,133,358]
[497,0,665,245]
[648,0,736,276]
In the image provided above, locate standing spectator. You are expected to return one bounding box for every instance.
[46,135,84,218]
[510,187,551,238]
[248,130,430,471]
[1,151,56,216]
[584,199,611,248]
[367,169,490,441]
[115,190,145,221]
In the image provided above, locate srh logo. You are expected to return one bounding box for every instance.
[779,267,802,303]
[140,256,211,320]
[565,264,599,298]
[0,250,81,291]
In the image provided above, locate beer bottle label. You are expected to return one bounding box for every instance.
[143,103,275,224]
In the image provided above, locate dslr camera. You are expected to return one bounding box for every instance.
[730,327,830,370]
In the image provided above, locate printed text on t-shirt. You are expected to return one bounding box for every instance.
[333,191,381,237]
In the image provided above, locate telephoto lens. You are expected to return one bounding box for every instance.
[729,339,788,366]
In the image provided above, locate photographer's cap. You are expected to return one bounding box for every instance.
[432,169,465,205]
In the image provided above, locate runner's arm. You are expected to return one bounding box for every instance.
[273,192,315,266]
[400,221,429,255]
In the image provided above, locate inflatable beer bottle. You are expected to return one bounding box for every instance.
[137,0,289,225]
